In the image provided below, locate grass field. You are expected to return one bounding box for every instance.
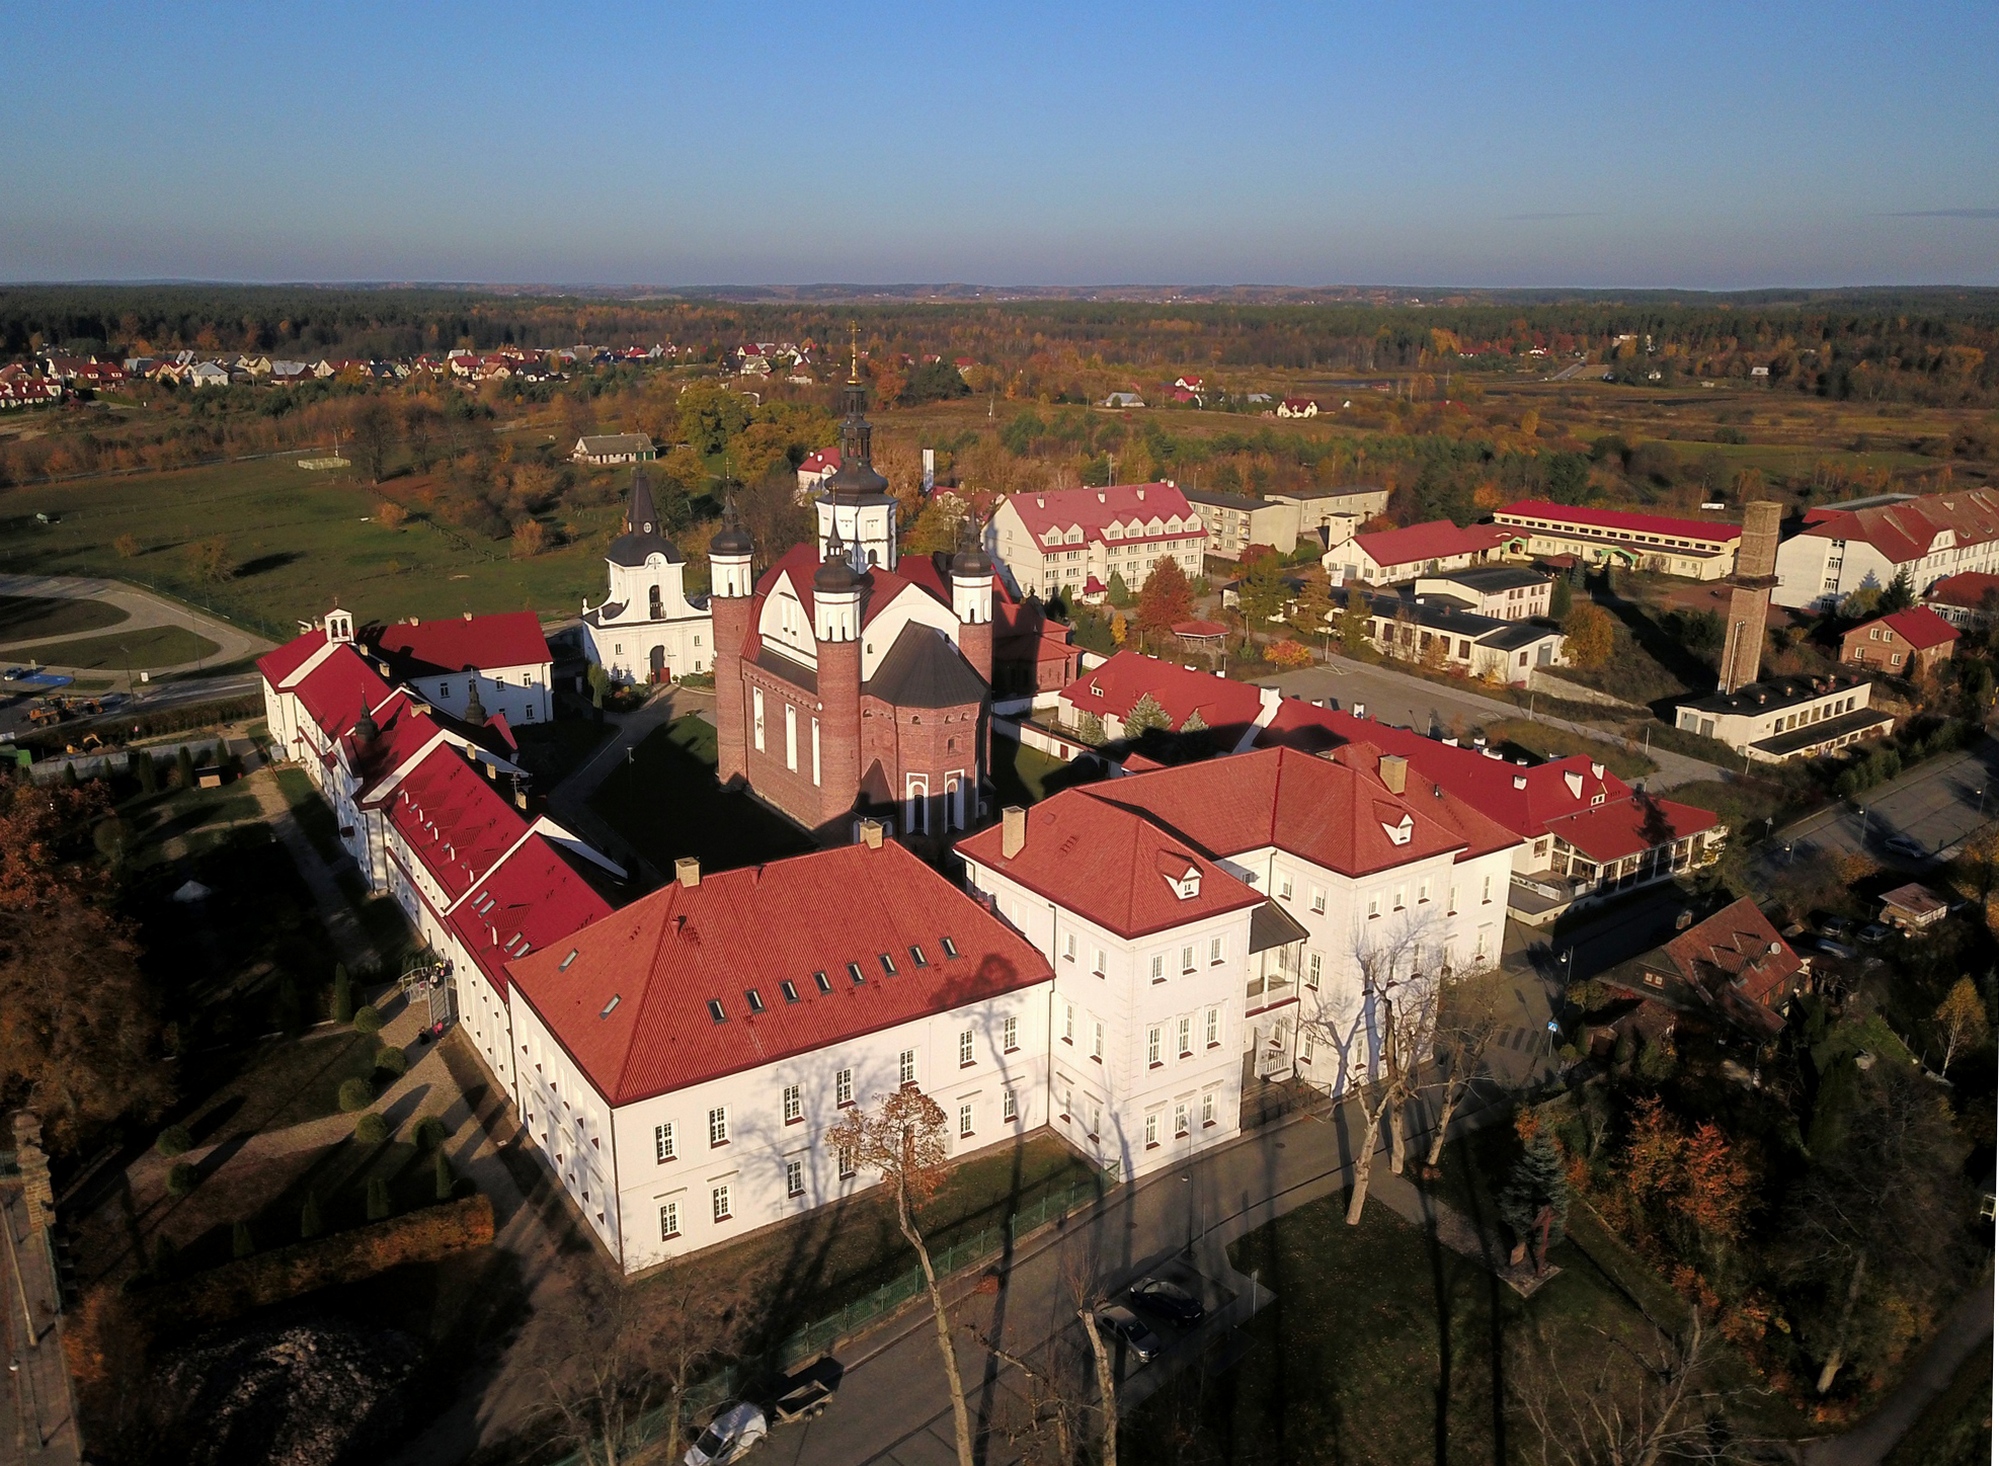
[6,623,221,670]
[0,592,128,641]
[1480,716,1657,781]
[589,714,815,872]
[0,454,623,634]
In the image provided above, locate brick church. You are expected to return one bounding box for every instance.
[712,375,1010,845]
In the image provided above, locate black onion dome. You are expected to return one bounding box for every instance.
[814,552,860,593]
[711,497,753,556]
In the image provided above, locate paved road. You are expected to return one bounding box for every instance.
[0,572,272,677]
[1801,1277,1994,1466]
[1759,738,1999,881]
[1256,657,1726,792]
[0,1192,79,1466]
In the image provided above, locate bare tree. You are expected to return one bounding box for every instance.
[351,399,396,485]
[1512,1311,1762,1466]
[1423,962,1512,1167]
[828,1086,975,1466]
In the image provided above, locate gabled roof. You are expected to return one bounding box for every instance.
[446,833,612,1001]
[385,742,532,906]
[290,644,396,740]
[1001,483,1202,547]
[1798,489,1999,565]
[1926,571,1999,610]
[1661,897,1802,1029]
[1351,519,1501,570]
[506,841,1053,1106]
[1859,606,1960,651]
[957,793,1265,940]
[1494,500,1741,546]
[257,628,336,688]
[373,611,552,676]
[1058,651,1267,734]
[865,625,988,709]
[1541,792,1720,864]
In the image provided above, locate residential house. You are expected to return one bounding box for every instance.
[1879,883,1948,931]
[1277,397,1319,418]
[1412,565,1553,620]
[1182,488,1300,558]
[986,483,1207,603]
[1324,519,1519,586]
[1336,587,1564,685]
[1055,650,1276,746]
[368,610,556,726]
[572,434,657,465]
[1673,674,1892,762]
[1102,392,1146,409]
[186,361,231,388]
[1595,898,1807,1041]
[1775,489,1999,609]
[1839,606,1958,677]
[1490,501,1741,580]
[1924,571,1999,627]
[796,447,842,497]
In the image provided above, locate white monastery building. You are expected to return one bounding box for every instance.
[1773,489,1999,610]
[582,473,715,685]
[987,483,1207,603]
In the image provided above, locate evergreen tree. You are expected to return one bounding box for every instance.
[62,763,79,789]
[1336,589,1371,654]
[1498,1127,1569,1270]
[1124,693,1172,735]
[1880,567,1916,614]
[232,1220,256,1260]
[1106,570,1133,607]
[332,964,353,1023]
[136,750,158,795]
[434,1148,454,1202]
[176,745,196,790]
[1548,574,1573,619]
[1074,711,1107,747]
[366,1176,391,1221]
[1179,709,1208,733]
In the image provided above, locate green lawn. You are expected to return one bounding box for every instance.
[122,780,264,865]
[6,623,221,671]
[0,453,622,637]
[1480,716,1657,780]
[589,714,814,873]
[0,592,128,642]
[990,734,1101,806]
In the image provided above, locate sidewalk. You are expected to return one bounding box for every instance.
[0,1190,81,1466]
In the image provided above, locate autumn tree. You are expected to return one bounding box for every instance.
[827,1086,975,1466]
[402,399,439,472]
[0,776,170,1149]
[187,535,232,583]
[1562,601,1615,670]
[351,399,396,484]
[1422,963,1512,1167]
[113,533,141,559]
[1932,976,1989,1072]
[375,500,408,530]
[1136,557,1193,640]
[511,518,548,558]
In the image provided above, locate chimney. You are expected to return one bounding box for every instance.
[409,616,419,626]
[675,857,701,888]
[1001,805,1027,859]
[1513,774,1529,789]
[1378,753,1407,794]
[462,610,474,621]
[859,818,885,850]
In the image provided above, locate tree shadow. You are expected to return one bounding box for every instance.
[236,550,304,578]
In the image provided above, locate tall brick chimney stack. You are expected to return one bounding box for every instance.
[710,500,756,786]
[1719,500,1783,694]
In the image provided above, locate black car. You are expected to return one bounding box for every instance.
[1127,1276,1205,1327]
[1094,1303,1163,1362]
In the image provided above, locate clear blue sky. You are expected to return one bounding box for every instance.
[3,3,1995,288]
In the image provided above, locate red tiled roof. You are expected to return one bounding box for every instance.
[256,628,333,688]
[1662,896,1802,1017]
[799,448,842,475]
[385,743,532,906]
[447,834,612,1000]
[958,793,1265,940]
[1058,651,1265,733]
[1541,792,1720,864]
[1871,606,1960,651]
[1352,519,1498,570]
[1926,571,1999,610]
[373,611,550,675]
[1003,483,1203,548]
[1081,744,1510,877]
[1799,489,1999,567]
[289,645,396,740]
[506,841,1053,1105]
[1171,619,1227,638]
[1494,500,1741,546]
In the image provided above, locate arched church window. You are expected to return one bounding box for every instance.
[867,550,879,567]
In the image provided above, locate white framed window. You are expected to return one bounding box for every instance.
[959,1102,975,1138]
[1482,875,1493,904]
[708,1106,729,1146]
[1418,878,1432,904]
[1209,936,1224,965]
[1003,1088,1018,1122]
[1310,886,1326,915]
[838,1144,857,1179]
[835,1067,854,1106]
[960,1028,975,1066]
[1177,1015,1192,1057]
[654,1121,677,1162]
[1064,931,1077,962]
[1064,1003,1075,1043]
[1092,1020,1104,1060]
[1150,953,1164,981]
[1174,1102,1189,1137]
[1002,1016,1018,1052]
[782,1084,802,1124]
[712,1184,732,1222]
[899,1048,917,1086]
[1307,952,1321,990]
[1302,1032,1316,1064]
[1144,1112,1160,1148]
[1279,874,1293,900]
[753,688,765,751]
[1201,1090,1216,1126]
[786,1159,804,1198]
[660,1200,681,1239]
[1367,894,1380,918]
[1180,945,1195,973]
[785,703,798,770]
[1206,1006,1220,1046]
[1093,947,1107,976]
[1147,1026,1162,1065]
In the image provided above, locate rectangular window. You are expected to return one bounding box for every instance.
[812,717,821,786]
[660,1201,681,1239]
[1150,953,1165,982]
[959,1028,975,1067]
[1174,1102,1189,1137]
[1177,1015,1192,1057]
[878,952,897,976]
[1209,936,1224,965]
[708,1107,729,1147]
[785,702,797,770]
[1279,874,1293,900]
[1064,1003,1075,1043]
[782,1084,802,1124]
[959,1102,975,1138]
[835,1068,854,1106]
[1206,1006,1220,1047]
[838,1144,857,1179]
[1201,1090,1216,1126]
[786,1159,804,1198]
[1092,1020,1104,1060]
[753,688,765,751]
[899,1049,916,1086]
[1418,878,1432,904]
[1002,1016,1018,1052]
[1144,1112,1160,1148]
[1181,945,1195,973]
[1367,895,1380,918]
[1310,886,1326,914]
[1482,875,1493,904]
[941,936,960,959]
[1063,931,1076,962]
[712,1184,732,1222]
[654,1121,677,1162]
[1147,1026,1162,1066]
[909,944,928,968]
[1307,952,1322,990]
[1302,1032,1316,1064]
[1003,1088,1018,1122]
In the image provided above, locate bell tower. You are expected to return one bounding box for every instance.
[710,500,755,786]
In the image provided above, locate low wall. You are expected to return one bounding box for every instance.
[1527,670,1644,711]
[994,717,1093,764]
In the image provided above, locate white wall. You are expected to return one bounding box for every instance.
[409,662,552,726]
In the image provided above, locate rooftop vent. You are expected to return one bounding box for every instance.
[598,994,621,1019]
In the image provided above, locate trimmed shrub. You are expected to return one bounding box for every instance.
[151,1235,179,1279]
[332,965,353,1023]
[176,746,196,789]
[433,1148,454,1202]
[352,1005,383,1035]
[366,1177,391,1222]
[336,1077,373,1113]
[154,1124,192,1158]
[165,1163,199,1198]
[354,1111,389,1145]
[232,1221,256,1260]
[373,1045,408,1079]
[136,749,159,794]
[413,1116,448,1151]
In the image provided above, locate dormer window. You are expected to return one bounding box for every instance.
[1166,863,1202,900]
[1381,814,1414,846]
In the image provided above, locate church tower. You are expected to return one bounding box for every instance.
[814,522,863,831]
[814,342,899,572]
[710,500,755,787]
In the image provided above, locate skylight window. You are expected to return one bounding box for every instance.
[781,980,800,1003]
[879,953,897,976]
[940,937,959,959]
[814,970,833,993]
[847,962,865,985]
[559,949,579,971]
[746,988,765,1014]
[598,994,621,1019]
[909,944,928,967]
[707,999,727,1024]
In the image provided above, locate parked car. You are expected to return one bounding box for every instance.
[1884,836,1927,860]
[1127,1276,1206,1327]
[685,1402,767,1466]
[1814,937,1859,959]
[1094,1303,1164,1362]
[1815,914,1853,938]
[1859,922,1894,945]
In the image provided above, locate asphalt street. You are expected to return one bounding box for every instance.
[1760,737,1999,879]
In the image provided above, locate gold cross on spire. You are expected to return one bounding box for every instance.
[849,322,860,383]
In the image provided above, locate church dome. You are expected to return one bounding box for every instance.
[711,498,753,557]
[814,552,860,593]
[951,543,994,578]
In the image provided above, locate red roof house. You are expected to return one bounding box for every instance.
[1839,605,1958,676]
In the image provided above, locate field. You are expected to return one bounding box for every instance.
[0,591,128,640]
[0,451,622,636]
[589,714,815,873]
[5,623,220,670]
